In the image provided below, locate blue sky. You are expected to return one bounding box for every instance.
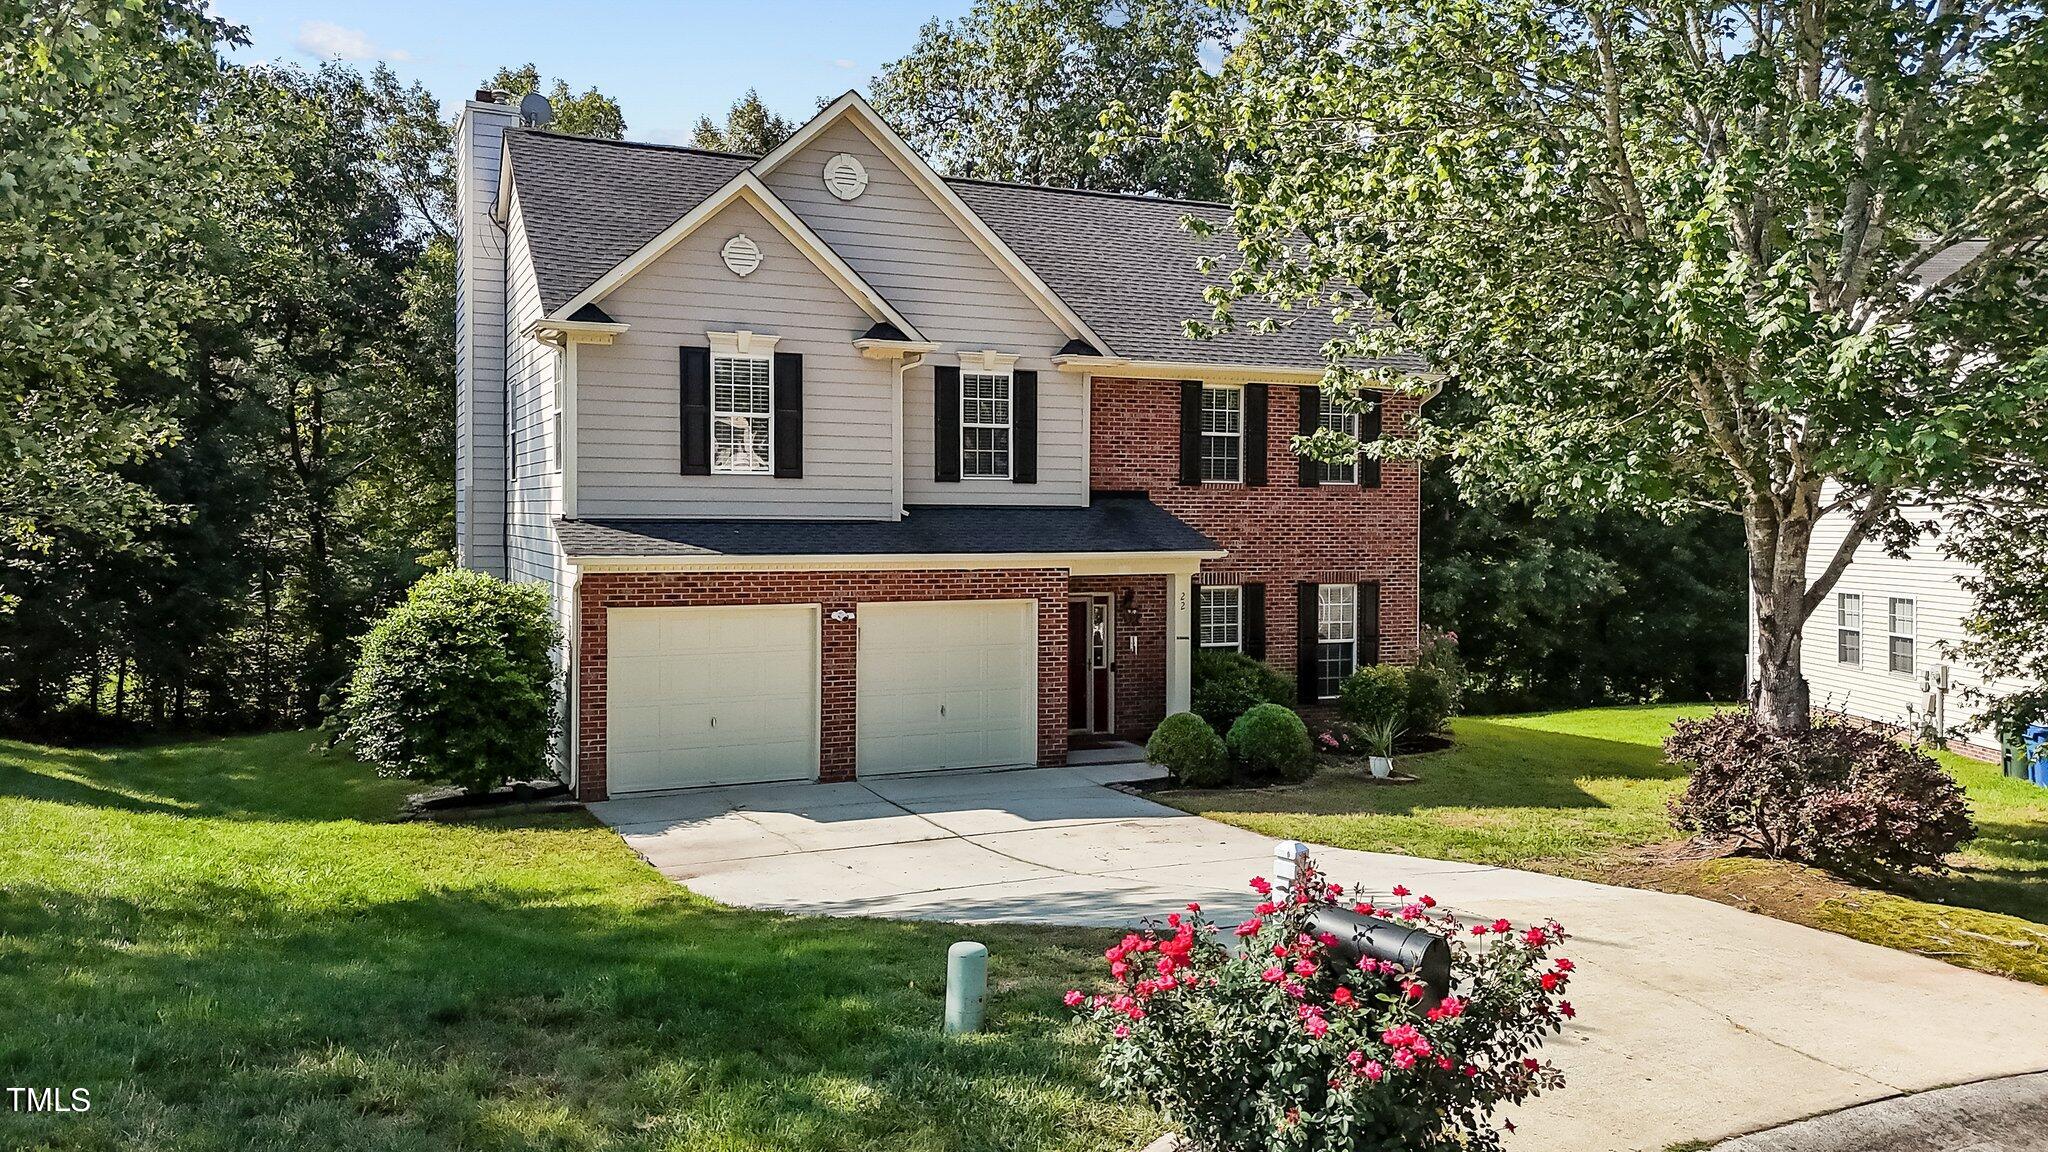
[213,1,975,144]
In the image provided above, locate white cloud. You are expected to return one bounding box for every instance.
[833,58,858,70]
[293,20,407,63]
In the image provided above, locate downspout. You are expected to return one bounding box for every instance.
[893,352,926,518]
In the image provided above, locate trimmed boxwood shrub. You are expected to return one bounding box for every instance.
[1339,664,1407,728]
[1227,703,1316,782]
[340,569,561,794]
[1147,712,1230,787]
[1665,710,1975,881]
[1193,650,1294,734]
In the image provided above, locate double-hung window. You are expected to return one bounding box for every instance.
[1198,586,1242,651]
[1888,597,1916,674]
[1315,584,1359,699]
[1836,594,1862,666]
[1200,385,1242,482]
[1318,405,1360,484]
[961,371,1012,479]
[712,354,773,474]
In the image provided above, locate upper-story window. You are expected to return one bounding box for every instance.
[1836,593,1861,665]
[1199,586,1242,651]
[1201,385,1242,482]
[1318,404,1359,484]
[1315,584,1359,699]
[712,353,773,474]
[1888,597,1916,674]
[961,370,1012,479]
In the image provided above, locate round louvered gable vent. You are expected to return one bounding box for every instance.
[721,234,762,277]
[823,153,869,201]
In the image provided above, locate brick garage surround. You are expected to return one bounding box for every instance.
[1090,377,1423,687]
[1070,574,1168,743]
[575,568,1069,801]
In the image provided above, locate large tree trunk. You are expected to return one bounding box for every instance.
[1746,498,1817,733]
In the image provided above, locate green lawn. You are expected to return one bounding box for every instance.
[0,735,1144,1152]
[1163,705,2048,984]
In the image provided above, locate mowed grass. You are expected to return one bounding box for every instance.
[0,734,1146,1152]
[1162,705,2048,985]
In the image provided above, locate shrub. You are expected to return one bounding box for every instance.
[340,569,561,794]
[1414,629,1467,721]
[1148,712,1230,787]
[1339,664,1408,728]
[1069,864,1574,1152]
[1227,703,1316,782]
[1192,649,1294,734]
[1665,710,1975,880]
[1404,664,1455,737]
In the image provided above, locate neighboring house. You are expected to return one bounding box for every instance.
[1756,500,2030,760]
[454,90,1423,800]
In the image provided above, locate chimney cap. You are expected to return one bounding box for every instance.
[473,88,500,103]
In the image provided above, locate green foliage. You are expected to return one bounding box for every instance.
[485,63,625,138]
[1404,665,1454,738]
[873,0,1229,198]
[1950,492,2048,738]
[691,89,795,155]
[341,570,561,793]
[1146,711,1229,787]
[1226,703,1316,783]
[1339,665,1408,728]
[1191,649,1294,735]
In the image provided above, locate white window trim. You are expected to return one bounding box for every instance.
[1888,596,1916,676]
[1198,585,1242,651]
[1835,593,1861,666]
[711,352,775,476]
[707,329,782,357]
[1201,383,1243,484]
[959,368,1014,481]
[1315,583,1359,700]
[1319,405,1359,484]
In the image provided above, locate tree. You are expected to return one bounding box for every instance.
[691,88,795,155]
[485,63,626,139]
[1156,0,2048,731]
[1949,490,2048,738]
[874,0,1231,197]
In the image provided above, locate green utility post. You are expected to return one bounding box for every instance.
[945,941,987,1034]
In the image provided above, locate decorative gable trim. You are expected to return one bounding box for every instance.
[545,171,925,342]
[752,91,1114,356]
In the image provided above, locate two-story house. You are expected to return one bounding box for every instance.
[455,90,1422,800]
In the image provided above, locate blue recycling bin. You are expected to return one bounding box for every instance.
[2027,724,2048,787]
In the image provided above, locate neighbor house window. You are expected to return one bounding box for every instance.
[1315,584,1358,699]
[712,354,773,474]
[1318,405,1359,484]
[1199,586,1242,651]
[1200,385,1242,482]
[960,371,1012,479]
[1836,594,1861,666]
[1888,597,1916,674]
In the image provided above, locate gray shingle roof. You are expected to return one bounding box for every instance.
[556,494,1219,559]
[501,129,1419,371]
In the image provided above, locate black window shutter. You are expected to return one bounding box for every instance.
[1178,380,1203,485]
[772,351,803,479]
[1243,582,1266,660]
[1296,581,1319,704]
[1011,369,1037,483]
[1297,385,1321,487]
[1360,394,1383,488]
[1358,580,1382,665]
[934,366,961,482]
[1244,382,1268,486]
[679,346,710,475]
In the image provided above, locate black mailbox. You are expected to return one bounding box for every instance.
[1305,906,1452,1007]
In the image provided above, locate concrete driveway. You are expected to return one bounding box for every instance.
[590,763,2048,1152]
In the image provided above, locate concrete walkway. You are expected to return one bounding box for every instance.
[591,763,2048,1152]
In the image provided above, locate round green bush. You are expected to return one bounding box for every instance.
[1403,664,1454,736]
[1192,649,1294,734]
[340,568,561,794]
[1227,703,1316,782]
[1147,712,1230,787]
[1338,664,1408,728]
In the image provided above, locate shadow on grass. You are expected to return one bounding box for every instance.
[0,732,414,824]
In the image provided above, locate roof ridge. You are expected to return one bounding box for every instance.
[945,174,1231,211]
[505,128,758,162]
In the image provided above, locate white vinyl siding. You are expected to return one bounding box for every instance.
[1319,405,1359,484]
[1836,594,1862,666]
[712,354,774,475]
[960,370,1012,479]
[1315,584,1359,700]
[1199,586,1241,650]
[1889,597,1916,675]
[1201,385,1242,482]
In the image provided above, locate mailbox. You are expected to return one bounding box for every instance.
[1304,905,1452,1007]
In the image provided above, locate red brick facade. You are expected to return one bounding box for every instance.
[575,568,1069,800]
[1090,377,1423,684]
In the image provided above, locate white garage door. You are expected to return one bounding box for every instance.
[606,605,818,792]
[856,599,1037,775]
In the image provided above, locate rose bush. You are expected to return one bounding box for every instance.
[1068,866,1573,1151]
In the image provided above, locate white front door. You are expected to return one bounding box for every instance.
[605,605,818,792]
[855,599,1038,775]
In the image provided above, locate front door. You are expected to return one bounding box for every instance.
[1066,596,1113,733]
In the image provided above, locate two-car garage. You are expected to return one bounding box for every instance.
[602,599,1038,794]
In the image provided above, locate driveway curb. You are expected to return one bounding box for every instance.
[1710,1070,2048,1151]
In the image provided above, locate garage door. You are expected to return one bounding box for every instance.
[856,599,1037,775]
[606,605,818,792]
